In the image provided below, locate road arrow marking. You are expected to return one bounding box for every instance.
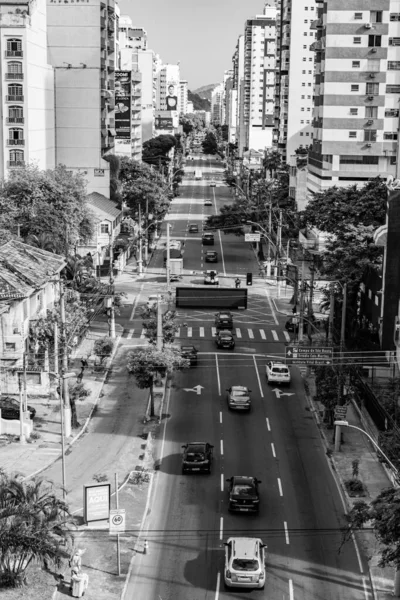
[183,385,204,395]
[272,388,295,399]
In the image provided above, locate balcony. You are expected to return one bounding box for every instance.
[7,139,25,146]
[5,50,23,57]
[7,160,25,168]
[5,72,23,80]
[6,117,24,124]
[100,15,106,28]
[6,95,23,102]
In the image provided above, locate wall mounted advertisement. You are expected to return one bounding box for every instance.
[115,70,131,139]
[155,110,173,130]
[83,483,111,524]
[165,81,178,111]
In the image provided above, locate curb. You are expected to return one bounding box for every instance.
[23,336,121,482]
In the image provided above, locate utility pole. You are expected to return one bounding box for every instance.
[328,284,335,343]
[59,280,71,437]
[137,204,143,275]
[156,295,163,351]
[278,210,283,257]
[23,352,27,411]
[59,370,67,500]
[307,257,315,341]
[298,250,306,343]
[53,321,59,375]
[334,282,347,452]
[166,223,171,293]
[144,197,149,264]
[18,354,26,444]
[108,236,116,339]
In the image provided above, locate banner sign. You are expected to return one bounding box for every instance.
[83,483,111,523]
[115,71,131,139]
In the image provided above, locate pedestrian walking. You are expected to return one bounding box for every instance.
[235,277,241,289]
[77,367,84,384]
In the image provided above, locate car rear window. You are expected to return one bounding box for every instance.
[232,390,248,397]
[272,367,289,374]
[233,484,254,495]
[232,559,259,571]
[187,452,205,461]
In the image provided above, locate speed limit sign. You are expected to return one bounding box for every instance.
[109,509,126,533]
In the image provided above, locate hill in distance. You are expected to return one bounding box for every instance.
[192,84,219,104]
[188,89,211,112]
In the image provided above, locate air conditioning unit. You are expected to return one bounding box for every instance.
[364,23,373,29]
[366,143,372,147]
[371,47,378,53]
[367,95,374,100]
[366,119,374,125]
[369,73,376,78]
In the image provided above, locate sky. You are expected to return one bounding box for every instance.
[118,0,268,90]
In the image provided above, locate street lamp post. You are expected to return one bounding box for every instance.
[246,220,278,277]
[334,282,348,452]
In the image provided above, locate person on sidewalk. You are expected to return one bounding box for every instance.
[235,277,241,289]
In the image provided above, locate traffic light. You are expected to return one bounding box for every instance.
[246,272,253,286]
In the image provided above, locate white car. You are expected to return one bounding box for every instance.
[204,199,213,206]
[224,537,266,589]
[265,361,291,386]
[204,270,219,285]
[209,181,216,187]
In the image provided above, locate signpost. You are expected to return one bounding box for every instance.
[334,405,348,420]
[109,509,126,534]
[245,233,261,242]
[285,346,333,365]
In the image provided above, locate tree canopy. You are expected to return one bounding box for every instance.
[142,134,177,170]
[202,131,218,155]
[119,157,170,217]
[139,306,179,346]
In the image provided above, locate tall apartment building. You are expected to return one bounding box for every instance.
[157,63,180,111]
[308,0,399,195]
[137,49,157,142]
[0,0,55,177]
[236,4,277,155]
[178,80,188,114]
[232,35,246,155]
[211,83,223,124]
[274,0,316,162]
[47,0,116,196]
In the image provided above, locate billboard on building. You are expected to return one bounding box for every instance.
[166,81,178,111]
[115,71,131,139]
[155,111,173,130]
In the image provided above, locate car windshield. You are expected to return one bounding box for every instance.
[220,334,232,340]
[231,390,249,397]
[273,367,289,374]
[232,558,259,571]
[219,314,231,319]
[233,484,255,496]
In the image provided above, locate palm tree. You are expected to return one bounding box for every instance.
[0,473,72,587]
[25,232,62,254]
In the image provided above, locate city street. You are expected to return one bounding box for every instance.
[122,156,370,600]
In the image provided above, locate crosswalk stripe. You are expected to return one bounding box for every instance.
[176,327,180,338]
[272,330,278,341]
[187,327,193,338]
[140,329,146,339]
[235,328,242,338]
[211,327,217,336]
[248,329,254,339]
[128,329,134,339]
[260,329,266,340]
[284,331,290,342]
[199,327,205,337]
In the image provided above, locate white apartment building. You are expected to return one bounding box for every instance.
[157,63,180,111]
[211,83,223,124]
[308,0,400,194]
[178,79,188,114]
[274,0,316,162]
[47,0,116,196]
[232,35,246,155]
[187,100,194,113]
[0,0,55,177]
[138,49,158,142]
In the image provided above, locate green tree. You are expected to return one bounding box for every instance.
[127,347,189,416]
[202,132,218,155]
[93,337,114,366]
[119,157,170,218]
[0,473,72,587]
[103,154,123,206]
[139,307,179,346]
[263,149,282,178]
[142,134,177,172]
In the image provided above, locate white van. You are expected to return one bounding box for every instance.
[224,537,266,589]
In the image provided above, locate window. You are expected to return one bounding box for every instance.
[352,61,360,68]
[350,108,358,115]
[385,108,399,117]
[303,32,307,36]
[303,57,306,61]
[6,38,22,56]
[351,84,359,92]
[5,342,16,351]
[366,106,378,118]
[354,12,363,20]
[366,82,379,95]
[390,13,400,21]
[301,107,305,111]
[301,120,304,124]
[384,132,398,140]
[389,38,400,46]
[349,131,357,138]
[388,61,400,70]
[302,83,305,86]
[300,132,304,136]
[340,155,379,165]
[353,37,362,44]
[9,127,23,141]
[387,85,400,93]
[308,70,313,74]
[100,223,110,234]
[364,130,377,141]
[9,149,24,164]
[304,19,308,23]
[7,84,23,100]
[303,45,307,49]
[369,35,382,47]
[7,61,22,74]
[367,59,380,71]
[8,105,23,122]
[302,70,306,74]
[391,156,397,165]
[371,11,383,23]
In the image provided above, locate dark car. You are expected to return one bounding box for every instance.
[226,386,252,411]
[205,251,218,263]
[216,330,235,349]
[202,233,214,245]
[227,476,261,513]
[180,345,198,366]
[0,396,36,421]
[182,442,214,474]
[215,311,233,330]
[189,224,199,233]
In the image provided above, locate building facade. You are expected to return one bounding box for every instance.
[211,83,223,124]
[274,0,317,161]
[308,0,399,195]
[47,0,116,196]
[178,79,188,114]
[0,0,55,177]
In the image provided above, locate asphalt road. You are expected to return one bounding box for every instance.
[123,155,370,600]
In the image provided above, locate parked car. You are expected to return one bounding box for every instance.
[226,476,261,513]
[202,232,214,245]
[215,311,233,330]
[204,270,219,285]
[205,251,218,263]
[216,330,235,349]
[182,442,213,473]
[226,386,252,411]
[0,396,36,421]
[188,224,199,233]
[224,537,266,589]
[265,361,291,386]
[180,345,198,366]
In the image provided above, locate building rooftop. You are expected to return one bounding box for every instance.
[87,192,121,221]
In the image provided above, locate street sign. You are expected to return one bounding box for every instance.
[334,405,348,420]
[285,346,333,365]
[245,233,261,242]
[109,509,126,533]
